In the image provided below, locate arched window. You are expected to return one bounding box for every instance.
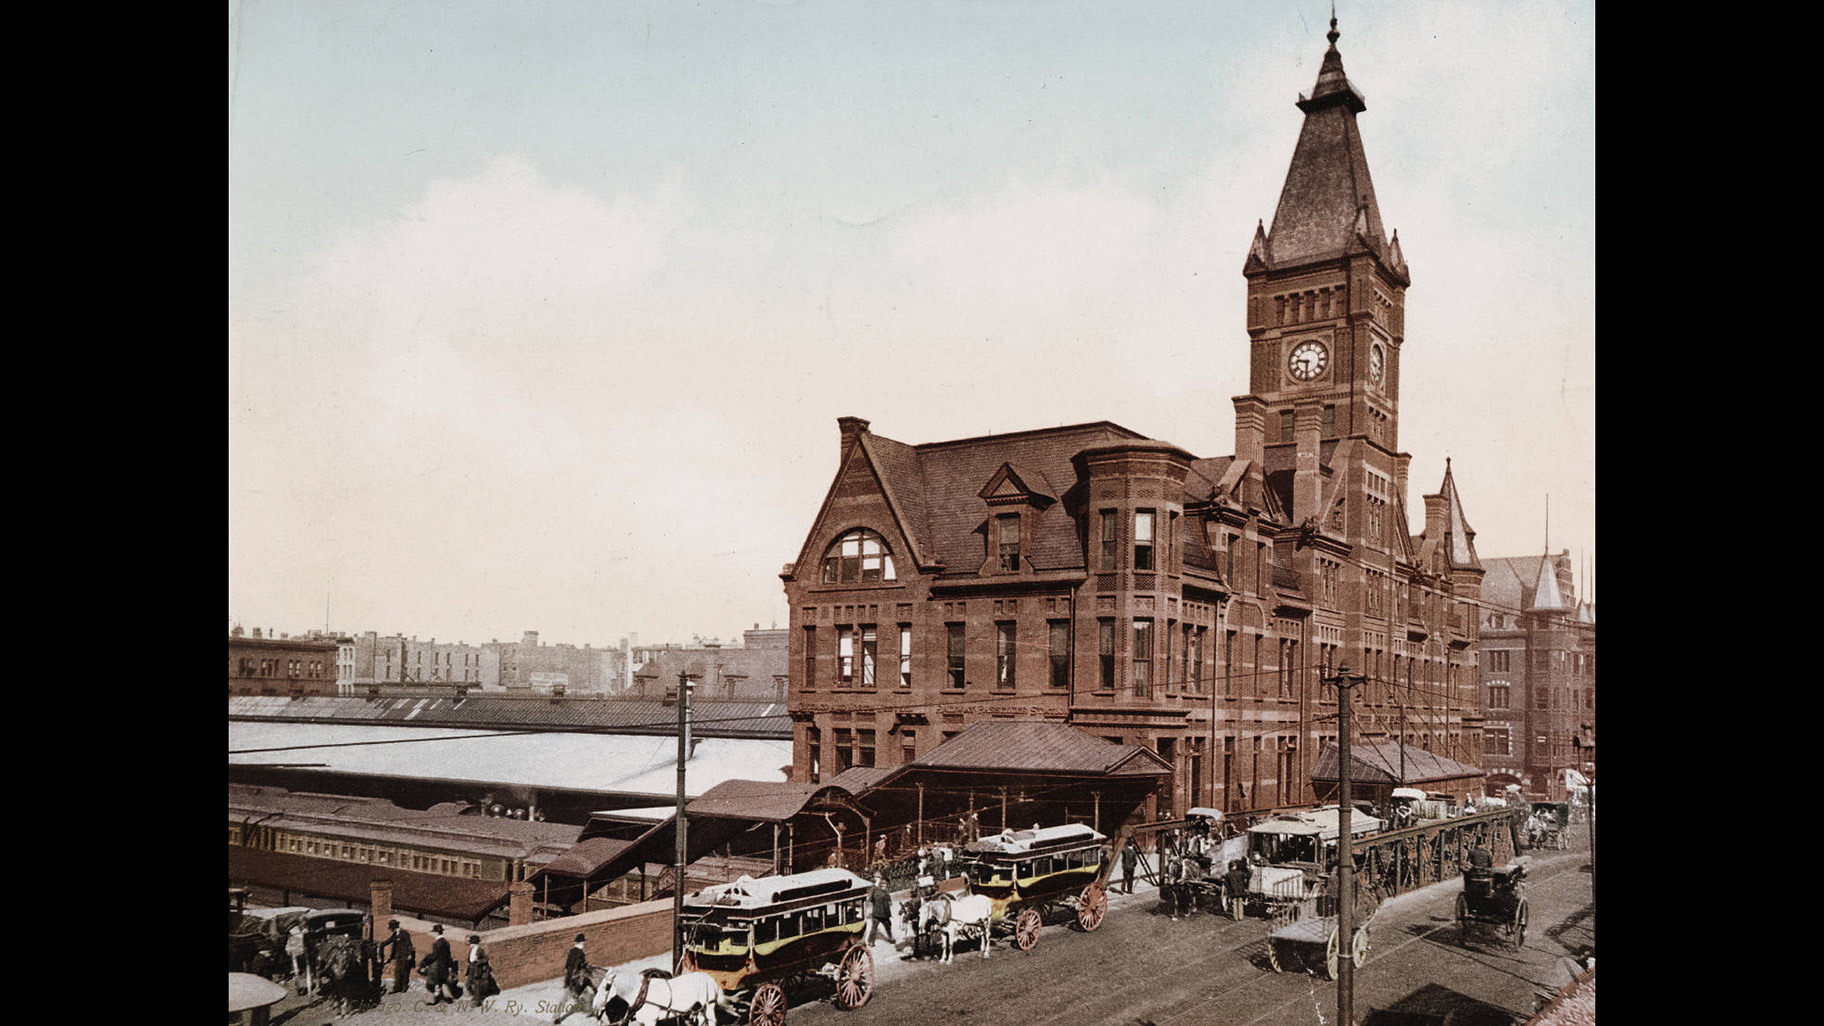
[821,529,897,584]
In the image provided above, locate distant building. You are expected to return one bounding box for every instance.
[1477,551,1595,801]
[229,627,340,696]
[631,631,790,701]
[343,632,488,693]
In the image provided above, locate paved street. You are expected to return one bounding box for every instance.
[261,833,1592,1026]
[793,835,1594,1026]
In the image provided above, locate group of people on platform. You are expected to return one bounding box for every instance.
[267,915,501,1014]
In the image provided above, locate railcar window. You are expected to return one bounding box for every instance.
[755,919,778,944]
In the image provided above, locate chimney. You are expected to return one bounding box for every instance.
[1232,396,1266,467]
[507,880,534,927]
[369,879,395,926]
[1423,493,1448,541]
[252,627,262,639]
[231,625,244,637]
[838,416,871,463]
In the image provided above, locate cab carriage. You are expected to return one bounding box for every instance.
[957,823,1111,951]
[677,868,876,1026]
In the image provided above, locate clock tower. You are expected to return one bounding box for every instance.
[1232,11,1411,558]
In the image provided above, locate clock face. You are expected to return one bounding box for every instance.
[1369,344,1385,385]
[1288,340,1328,381]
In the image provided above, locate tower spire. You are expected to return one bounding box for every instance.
[1328,1,1340,50]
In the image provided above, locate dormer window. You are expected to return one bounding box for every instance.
[822,529,896,584]
[997,514,1021,571]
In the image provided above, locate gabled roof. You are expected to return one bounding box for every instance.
[906,719,1171,777]
[821,421,1150,576]
[1309,741,1483,787]
[685,780,864,823]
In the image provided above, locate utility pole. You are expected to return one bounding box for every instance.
[1329,661,1365,1026]
[671,670,697,971]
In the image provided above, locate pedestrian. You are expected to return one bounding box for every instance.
[422,923,458,1004]
[1119,837,1139,894]
[1224,860,1251,921]
[916,845,930,881]
[382,919,415,995]
[465,934,498,1007]
[1468,843,1493,872]
[553,933,592,1023]
[285,920,310,994]
[867,875,896,945]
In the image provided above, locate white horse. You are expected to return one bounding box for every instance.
[592,968,726,1026]
[919,892,995,963]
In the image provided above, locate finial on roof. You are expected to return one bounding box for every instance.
[1328,3,1340,49]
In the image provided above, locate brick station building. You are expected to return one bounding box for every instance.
[782,19,1483,824]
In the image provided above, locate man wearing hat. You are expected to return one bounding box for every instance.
[423,924,458,1004]
[380,919,415,995]
[553,933,592,1023]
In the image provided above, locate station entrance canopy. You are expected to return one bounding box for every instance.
[1308,741,1484,806]
[533,721,1170,912]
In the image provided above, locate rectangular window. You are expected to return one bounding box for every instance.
[1487,684,1510,708]
[902,729,916,765]
[899,625,912,688]
[1101,511,1119,568]
[1321,404,1336,438]
[860,624,877,687]
[1488,650,1511,672]
[998,514,1021,572]
[1049,622,1070,688]
[1099,620,1116,690]
[1224,630,1237,696]
[1279,409,1295,443]
[838,630,854,685]
[996,623,1016,689]
[1185,625,1198,693]
[834,728,854,771]
[947,624,966,688]
[1485,727,1511,756]
[1133,619,1153,698]
[858,729,876,768]
[802,627,816,689]
[807,727,821,783]
[1134,512,1155,570]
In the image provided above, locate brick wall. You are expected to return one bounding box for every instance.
[465,899,674,991]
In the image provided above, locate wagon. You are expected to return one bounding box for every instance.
[957,823,1111,952]
[1454,859,1529,950]
[677,867,877,1026]
[1241,806,1384,921]
[1265,915,1369,980]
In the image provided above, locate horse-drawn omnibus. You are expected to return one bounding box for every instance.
[1241,805,1384,920]
[953,823,1111,951]
[676,867,877,1026]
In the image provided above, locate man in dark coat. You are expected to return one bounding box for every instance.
[1119,837,1140,894]
[1224,860,1252,921]
[381,920,416,995]
[423,923,458,1003]
[553,934,593,1023]
[866,875,895,945]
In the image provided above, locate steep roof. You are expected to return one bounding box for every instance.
[906,719,1171,777]
[1309,741,1483,787]
[855,421,1151,574]
[1258,14,1405,280]
[1528,552,1568,611]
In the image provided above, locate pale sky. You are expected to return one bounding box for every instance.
[228,0,1595,647]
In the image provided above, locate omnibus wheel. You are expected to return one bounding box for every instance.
[1511,900,1529,951]
[834,945,873,1010]
[749,983,787,1026]
[1076,883,1107,932]
[1014,908,1042,951]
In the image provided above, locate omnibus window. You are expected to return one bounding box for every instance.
[755,919,778,945]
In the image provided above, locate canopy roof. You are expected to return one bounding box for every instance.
[226,844,512,922]
[1309,741,1483,787]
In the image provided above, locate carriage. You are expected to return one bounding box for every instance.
[675,867,877,1026]
[951,823,1111,952]
[1265,915,1370,980]
[1241,806,1384,922]
[1455,857,1530,949]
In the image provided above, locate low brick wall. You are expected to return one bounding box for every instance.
[474,899,674,991]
